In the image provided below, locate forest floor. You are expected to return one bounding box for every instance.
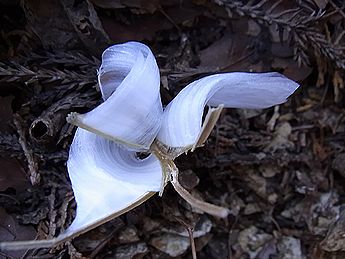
[1,0,345,258]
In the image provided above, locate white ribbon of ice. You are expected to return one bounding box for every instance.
[0,41,299,250]
[157,72,298,151]
[67,42,163,150]
[65,128,162,237]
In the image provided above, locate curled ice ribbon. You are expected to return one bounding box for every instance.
[0,41,299,250]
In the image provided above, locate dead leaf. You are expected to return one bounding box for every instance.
[90,0,161,13]
[22,0,109,55]
[198,30,254,71]
[313,0,329,9]
[272,58,313,82]
[277,236,304,259]
[332,153,345,178]
[312,138,329,161]
[100,6,200,42]
[321,209,345,252]
[265,122,294,152]
[0,96,14,132]
[150,233,190,257]
[0,208,37,258]
[238,226,273,258]
[0,157,29,192]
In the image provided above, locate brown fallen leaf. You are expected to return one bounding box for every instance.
[90,0,161,13]
[100,6,201,42]
[22,0,109,55]
[0,96,14,132]
[272,58,313,82]
[320,209,345,252]
[198,30,254,72]
[0,208,37,258]
[312,0,329,9]
[0,157,30,192]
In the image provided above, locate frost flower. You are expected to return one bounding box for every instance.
[0,41,299,250]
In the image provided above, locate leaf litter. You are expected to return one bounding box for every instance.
[1,0,345,258]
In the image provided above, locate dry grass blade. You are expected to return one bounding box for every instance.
[171,170,230,218]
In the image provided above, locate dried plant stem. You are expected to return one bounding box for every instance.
[13,114,40,185]
[150,142,180,195]
[188,226,197,259]
[267,105,280,131]
[66,112,143,150]
[171,170,229,218]
[0,237,63,251]
[174,217,198,259]
[152,140,230,218]
[192,104,224,151]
